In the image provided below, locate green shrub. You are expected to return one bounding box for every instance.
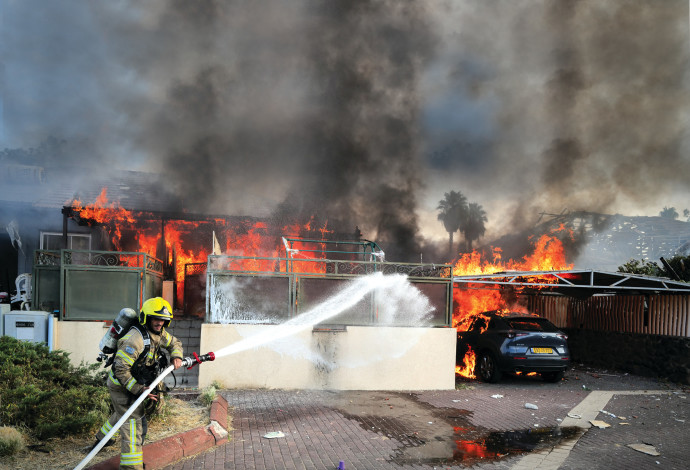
[0,426,26,456]
[0,336,110,439]
[199,385,217,407]
[211,380,224,389]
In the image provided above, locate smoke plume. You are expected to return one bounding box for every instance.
[2,1,688,262]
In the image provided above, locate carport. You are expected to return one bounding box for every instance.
[453,270,690,383]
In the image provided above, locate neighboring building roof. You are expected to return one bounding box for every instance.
[574,213,690,268]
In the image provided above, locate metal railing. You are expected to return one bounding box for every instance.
[206,254,453,327]
[33,249,164,320]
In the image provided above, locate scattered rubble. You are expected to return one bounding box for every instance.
[589,420,611,429]
[627,443,660,456]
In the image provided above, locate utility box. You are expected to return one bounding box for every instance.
[3,311,52,348]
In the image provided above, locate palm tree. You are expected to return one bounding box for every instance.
[437,191,467,255]
[461,202,487,251]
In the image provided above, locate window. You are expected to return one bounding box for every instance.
[40,232,91,250]
[507,318,559,332]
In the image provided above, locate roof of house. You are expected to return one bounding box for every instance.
[0,163,184,213]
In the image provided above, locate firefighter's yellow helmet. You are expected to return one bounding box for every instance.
[139,297,173,327]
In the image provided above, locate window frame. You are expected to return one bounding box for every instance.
[40,231,92,251]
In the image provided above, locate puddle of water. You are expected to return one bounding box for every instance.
[334,392,581,466]
[481,426,581,453]
[396,425,582,465]
[334,392,582,466]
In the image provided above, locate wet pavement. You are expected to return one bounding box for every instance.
[163,366,688,470]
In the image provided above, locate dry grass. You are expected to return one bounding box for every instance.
[0,395,212,470]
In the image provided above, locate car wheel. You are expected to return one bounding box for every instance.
[476,351,502,383]
[542,371,564,383]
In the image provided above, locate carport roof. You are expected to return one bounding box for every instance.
[453,269,690,295]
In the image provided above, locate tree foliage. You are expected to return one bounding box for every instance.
[437,190,467,254]
[0,336,110,439]
[437,190,489,255]
[618,255,690,282]
[461,202,488,251]
[659,206,679,219]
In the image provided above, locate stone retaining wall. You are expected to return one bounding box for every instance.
[564,328,690,385]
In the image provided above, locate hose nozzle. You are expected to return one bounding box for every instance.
[181,351,215,369]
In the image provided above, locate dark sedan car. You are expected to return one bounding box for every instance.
[457,311,570,383]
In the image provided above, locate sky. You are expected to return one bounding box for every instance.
[1,0,689,262]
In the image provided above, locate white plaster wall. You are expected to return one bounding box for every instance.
[54,320,107,366]
[198,324,457,390]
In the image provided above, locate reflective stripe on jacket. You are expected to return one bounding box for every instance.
[110,326,183,395]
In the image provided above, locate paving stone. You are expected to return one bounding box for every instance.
[156,367,686,470]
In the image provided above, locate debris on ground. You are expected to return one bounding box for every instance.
[524,403,538,410]
[627,443,660,456]
[263,431,285,439]
[491,394,504,399]
[589,420,610,429]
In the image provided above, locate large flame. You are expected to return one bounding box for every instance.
[453,232,573,379]
[69,189,334,308]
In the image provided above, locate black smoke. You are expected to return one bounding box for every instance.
[2,1,688,264]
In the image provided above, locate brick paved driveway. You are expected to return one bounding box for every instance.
[163,367,687,470]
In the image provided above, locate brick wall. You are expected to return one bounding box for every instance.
[164,318,203,388]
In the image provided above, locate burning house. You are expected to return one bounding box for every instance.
[2,183,456,390]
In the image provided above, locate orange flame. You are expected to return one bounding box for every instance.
[455,345,476,379]
[71,188,137,250]
[69,190,336,308]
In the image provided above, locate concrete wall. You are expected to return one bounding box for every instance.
[198,324,457,390]
[53,318,107,365]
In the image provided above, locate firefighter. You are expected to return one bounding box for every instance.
[93,297,184,470]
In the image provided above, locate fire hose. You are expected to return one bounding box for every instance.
[73,352,215,470]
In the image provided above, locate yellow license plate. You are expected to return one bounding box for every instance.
[532,347,553,354]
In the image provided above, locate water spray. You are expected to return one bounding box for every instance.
[73,351,215,470]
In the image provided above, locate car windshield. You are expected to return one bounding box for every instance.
[506,317,560,332]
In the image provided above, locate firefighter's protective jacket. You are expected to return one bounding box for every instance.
[108,326,183,395]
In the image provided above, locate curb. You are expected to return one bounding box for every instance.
[87,394,229,470]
